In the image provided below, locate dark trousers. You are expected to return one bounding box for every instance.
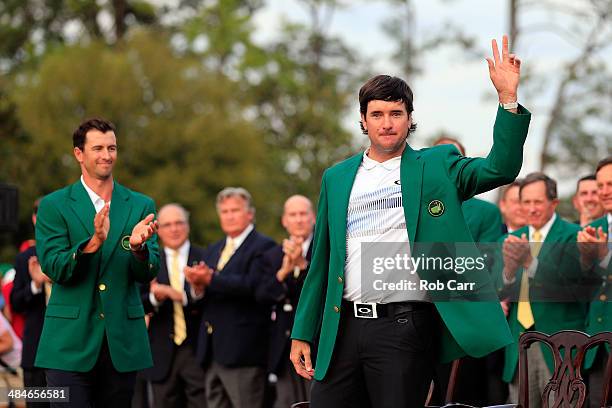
[24,367,49,408]
[204,362,266,408]
[46,337,137,408]
[311,301,439,408]
[151,343,207,408]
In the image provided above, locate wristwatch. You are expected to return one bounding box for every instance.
[500,101,518,110]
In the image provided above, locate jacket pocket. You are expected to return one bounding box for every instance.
[127,304,145,319]
[45,304,80,319]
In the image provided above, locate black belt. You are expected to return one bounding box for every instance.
[341,299,432,319]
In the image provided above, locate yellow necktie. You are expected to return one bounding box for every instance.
[170,250,186,346]
[517,229,542,329]
[217,238,235,270]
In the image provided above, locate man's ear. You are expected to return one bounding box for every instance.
[571,195,580,211]
[74,147,83,164]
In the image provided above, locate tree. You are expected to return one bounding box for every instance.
[509,0,612,173]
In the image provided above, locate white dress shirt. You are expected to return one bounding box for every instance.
[80,175,108,213]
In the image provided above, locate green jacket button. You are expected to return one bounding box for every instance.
[333,305,340,313]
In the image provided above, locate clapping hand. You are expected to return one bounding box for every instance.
[130,213,159,249]
[502,234,531,281]
[577,226,608,266]
[184,261,214,295]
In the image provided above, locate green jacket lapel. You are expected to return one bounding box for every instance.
[400,145,424,247]
[330,154,362,261]
[100,182,133,274]
[68,181,96,237]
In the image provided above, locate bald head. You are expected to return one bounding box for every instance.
[282,195,315,239]
[157,203,190,250]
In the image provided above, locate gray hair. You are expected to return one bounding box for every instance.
[158,203,190,222]
[519,172,557,201]
[216,187,256,215]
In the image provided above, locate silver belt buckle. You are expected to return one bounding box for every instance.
[353,302,378,319]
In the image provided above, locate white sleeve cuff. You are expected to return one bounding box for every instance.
[190,287,204,300]
[526,258,539,278]
[149,292,161,308]
[182,291,188,306]
[503,272,516,286]
[599,250,612,269]
[30,281,43,295]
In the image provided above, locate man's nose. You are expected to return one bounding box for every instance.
[382,114,392,129]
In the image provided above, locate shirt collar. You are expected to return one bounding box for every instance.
[302,234,313,257]
[529,213,557,241]
[227,224,254,250]
[607,213,612,227]
[361,149,402,171]
[80,175,107,213]
[164,240,190,260]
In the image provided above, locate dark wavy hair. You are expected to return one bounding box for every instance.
[73,118,116,150]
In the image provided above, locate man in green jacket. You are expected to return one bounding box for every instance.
[290,36,531,407]
[577,156,612,407]
[35,118,160,407]
[496,172,586,407]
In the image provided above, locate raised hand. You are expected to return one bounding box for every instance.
[486,35,521,104]
[129,213,159,249]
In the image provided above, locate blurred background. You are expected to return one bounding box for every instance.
[1,0,611,262]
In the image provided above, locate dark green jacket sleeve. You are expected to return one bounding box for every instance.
[35,196,96,284]
[448,105,531,201]
[291,173,330,343]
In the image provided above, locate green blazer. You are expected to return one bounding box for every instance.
[495,216,587,382]
[35,180,160,372]
[462,197,503,243]
[292,105,531,381]
[583,215,612,369]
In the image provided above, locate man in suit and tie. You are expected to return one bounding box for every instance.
[497,172,587,407]
[186,187,276,408]
[10,199,51,408]
[256,195,315,408]
[577,156,612,407]
[290,36,531,407]
[35,118,160,407]
[141,203,207,408]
